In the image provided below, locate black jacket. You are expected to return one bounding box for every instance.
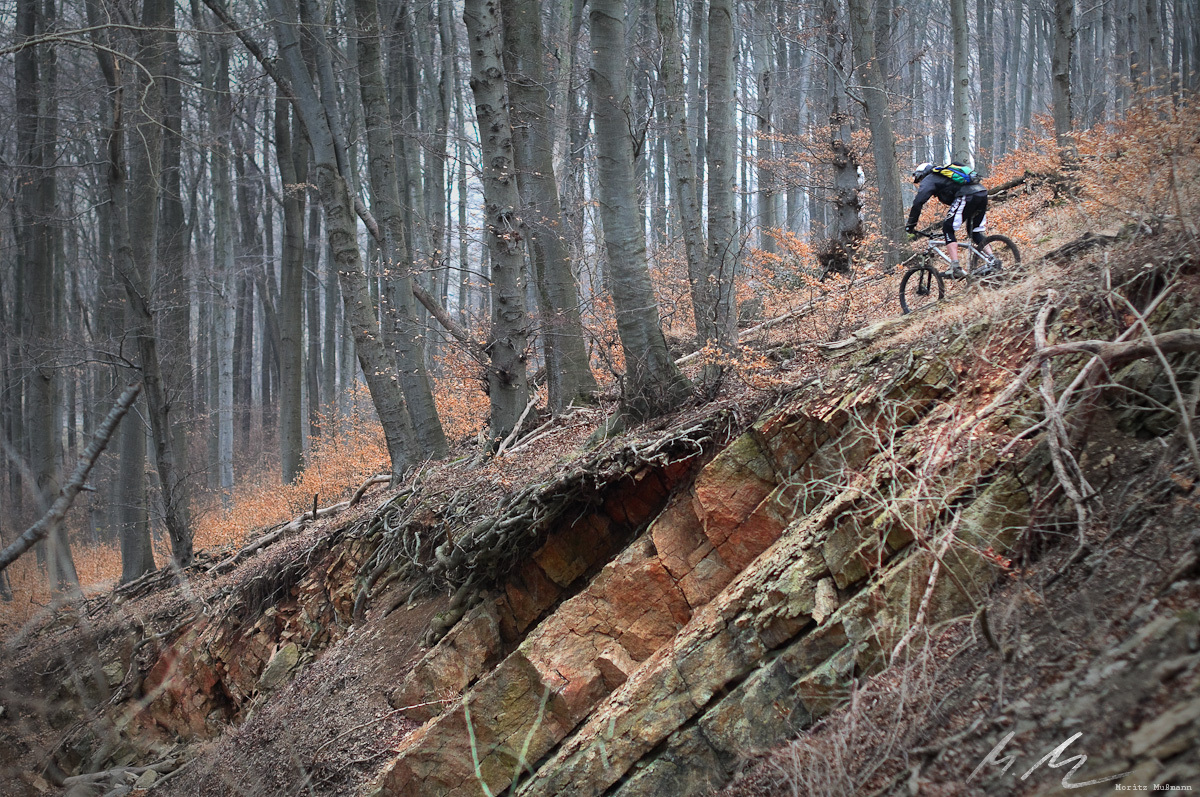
[906,173,987,229]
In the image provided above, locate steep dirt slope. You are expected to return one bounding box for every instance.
[3,227,1199,797]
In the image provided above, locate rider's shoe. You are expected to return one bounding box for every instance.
[948,262,966,279]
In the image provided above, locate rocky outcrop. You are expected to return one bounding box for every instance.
[370,339,1035,797]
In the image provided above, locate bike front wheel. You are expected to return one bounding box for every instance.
[971,234,1022,286]
[899,265,945,314]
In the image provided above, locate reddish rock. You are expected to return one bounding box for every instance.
[390,600,505,722]
[533,514,614,587]
[503,560,562,634]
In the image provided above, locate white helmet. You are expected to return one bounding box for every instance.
[912,162,934,183]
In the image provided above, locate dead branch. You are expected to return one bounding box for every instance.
[352,194,486,360]
[1038,328,1200,367]
[1042,230,1123,264]
[987,174,1027,194]
[1112,299,1200,475]
[495,397,540,458]
[1034,291,1093,534]
[675,273,886,366]
[351,474,393,506]
[209,473,390,575]
[60,756,178,788]
[0,383,141,573]
[890,510,963,665]
[945,291,1181,451]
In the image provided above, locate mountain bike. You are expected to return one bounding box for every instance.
[898,228,1022,314]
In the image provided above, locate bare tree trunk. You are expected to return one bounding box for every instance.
[355,0,448,457]
[117,382,154,582]
[16,0,77,590]
[275,96,305,483]
[754,12,776,255]
[209,39,237,508]
[976,0,996,168]
[590,0,691,421]
[116,0,194,565]
[689,0,707,192]
[950,0,972,163]
[704,0,739,384]
[848,0,906,267]
[1052,0,1076,154]
[501,0,598,413]
[820,0,863,276]
[307,199,326,432]
[655,0,709,346]
[463,0,531,441]
[264,0,418,478]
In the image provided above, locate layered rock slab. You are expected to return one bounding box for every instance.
[373,349,958,796]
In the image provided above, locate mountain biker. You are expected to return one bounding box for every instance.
[905,162,995,278]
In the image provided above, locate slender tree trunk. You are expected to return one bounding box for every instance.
[356,0,448,457]
[754,13,776,256]
[266,0,417,478]
[463,0,530,441]
[118,0,193,565]
[208,40,236,508]
[704,0,738,383]
[306,199,325,432]
[848,0,906,267]
[689,0,707,193]
[820,0,862,275]
[159,15,193,494]
[950,0,972,163]
[1052,0,1076,153]
[976,0,996,169]
[655,0,709,347]
[117,374,154,582]
[590,0,691,421]
[1021,5,1037,135]
[275,96,305,483]
[501,0,598,413]
[17,0,78,590]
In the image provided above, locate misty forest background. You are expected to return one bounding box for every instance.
[1,0,1197,601]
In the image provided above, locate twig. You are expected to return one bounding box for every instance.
[308,699,450,766]
[675,273,887,365]
[208,473,390,575]
[1113,294,1200,476]
[1034,292,1092,535]
[890,510,963,665]
[0,383,141,572]
[495,397,539,458]
[351,474,392,506]
[1037,327,1200,366]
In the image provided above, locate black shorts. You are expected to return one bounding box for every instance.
[942,192,988,244]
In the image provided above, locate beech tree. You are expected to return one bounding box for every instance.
[463,0,531,441]
[500,0,597,413]
[590,0,691,421]
[263,0,420,478]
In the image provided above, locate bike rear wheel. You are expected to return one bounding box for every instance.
[899,265,945,314]
[971,234,1022,286]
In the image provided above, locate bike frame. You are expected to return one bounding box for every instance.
[911,230,993,275]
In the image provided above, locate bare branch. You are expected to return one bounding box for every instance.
[352,194,485,358]
[1038,328,1200,367]
[0,383,142,573]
